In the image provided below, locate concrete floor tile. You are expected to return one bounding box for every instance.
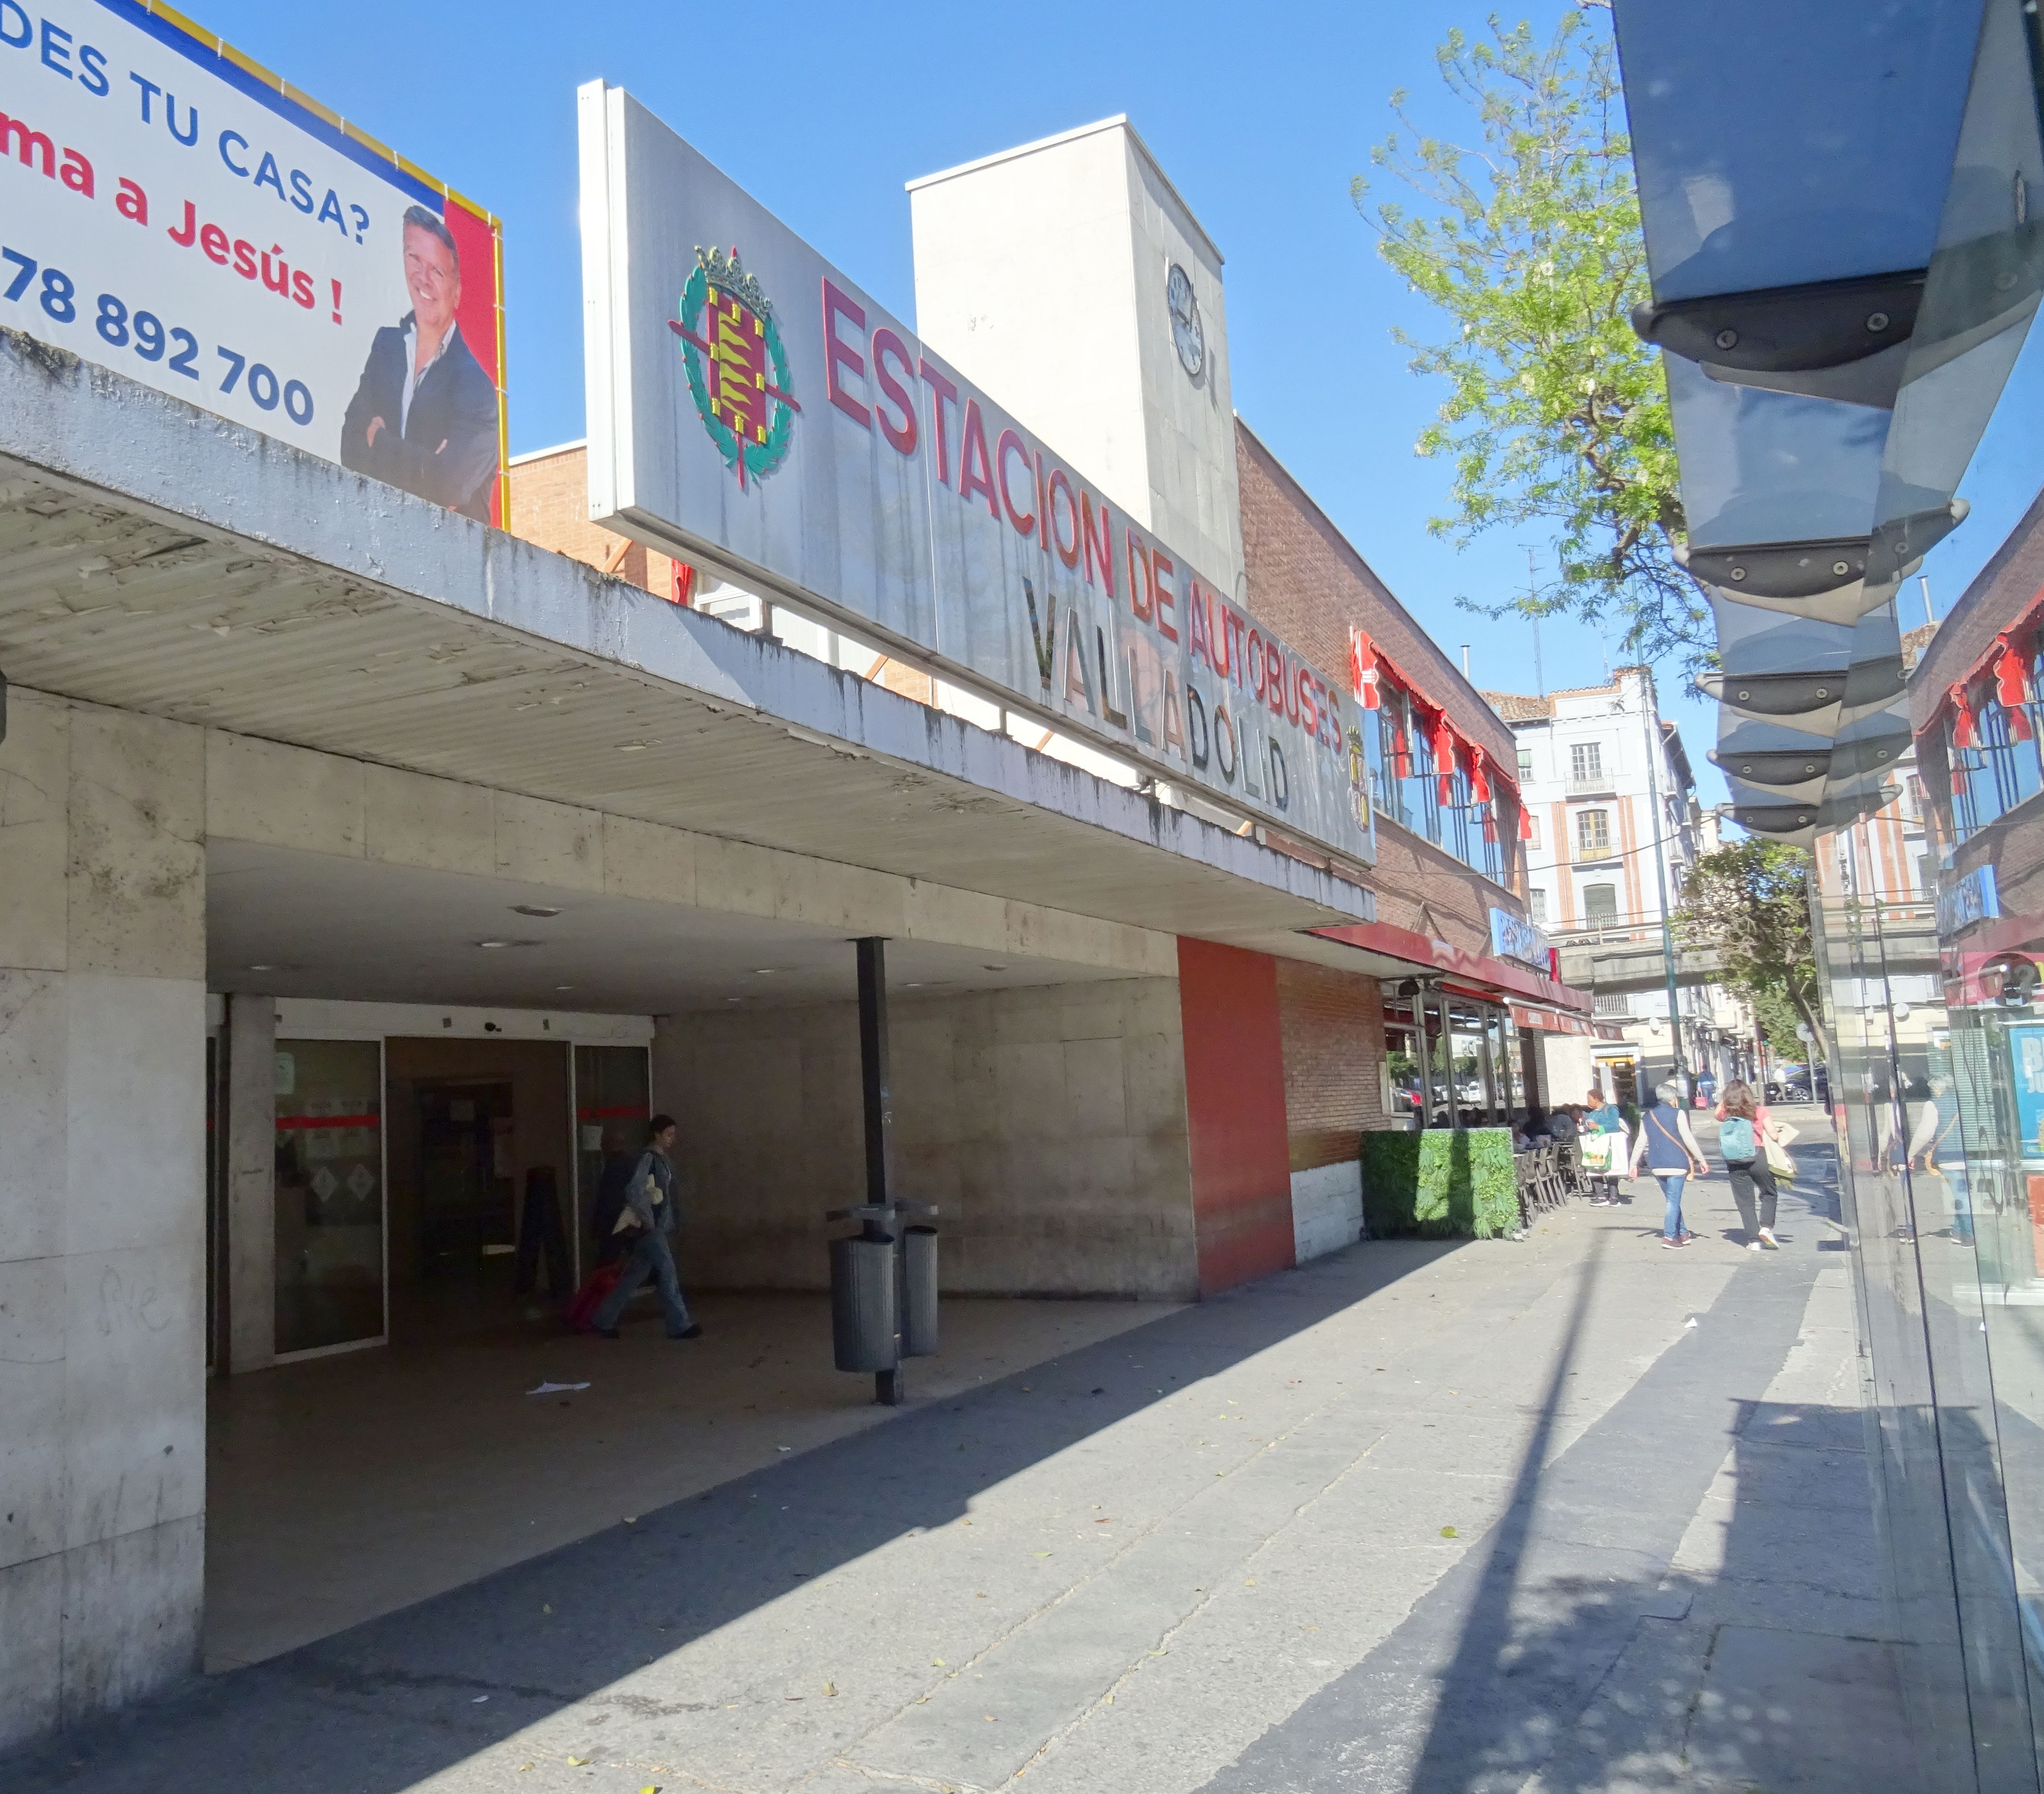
[13,1203,1914,1794]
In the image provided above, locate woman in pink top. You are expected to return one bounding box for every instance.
[1716,1080,1783,1250]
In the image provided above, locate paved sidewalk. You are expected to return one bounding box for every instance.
[24,1119,1904,1794]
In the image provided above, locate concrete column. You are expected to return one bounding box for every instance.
[224,993,276,1376]
[0,691,207,1748]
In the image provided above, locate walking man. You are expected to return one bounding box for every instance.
[1630,1078,1708,1248]
[593,1115,703,1340]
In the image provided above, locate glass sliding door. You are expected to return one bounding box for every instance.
[274,1038,386,1357]
[571,1044,651,1283]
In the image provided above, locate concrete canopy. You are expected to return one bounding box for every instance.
[208,839,1143,1011]
[0,333,1370,955]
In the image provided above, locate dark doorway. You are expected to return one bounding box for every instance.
[385,1039,572,1343]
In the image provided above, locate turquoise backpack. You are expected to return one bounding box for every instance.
[1719,1115,1755,1161]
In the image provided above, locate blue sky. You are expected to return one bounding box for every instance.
[190,0,2044,811]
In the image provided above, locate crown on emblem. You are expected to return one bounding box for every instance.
[696,244,772,320]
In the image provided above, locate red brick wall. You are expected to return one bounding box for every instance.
[1235,420,1515,770]
[506,444,682,601]
[1178,938,1295,1294]
[1363,823,1509,959]
[1276,959,1388,1172]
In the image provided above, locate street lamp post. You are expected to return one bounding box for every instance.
[1635,671,1688,1086]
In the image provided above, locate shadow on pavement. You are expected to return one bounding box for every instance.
[1199,1140,1914,1794]
[18,1239,1465,1794]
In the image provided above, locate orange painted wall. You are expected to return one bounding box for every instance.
[1177,938,1295,1294]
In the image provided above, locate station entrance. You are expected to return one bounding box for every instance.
[197,839,1195,1670]
[217,1003,657,1364]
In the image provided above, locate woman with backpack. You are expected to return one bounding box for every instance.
[1716,1080,1781,1251]
[1629,1079,1709,1248]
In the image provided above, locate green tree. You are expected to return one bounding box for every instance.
[1673,841,1827,1062]
[1748,984,1809,1057]
[1355,11,1711,672]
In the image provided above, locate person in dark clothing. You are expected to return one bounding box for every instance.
[592,1115,701,1340]
[340,205,498,520]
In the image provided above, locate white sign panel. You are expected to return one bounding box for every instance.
[1489,905,1552,968]
[579,83,1374,866]
[0,1,505,520]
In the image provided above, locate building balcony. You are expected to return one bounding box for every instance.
[1572,841,1620,865]
[1567,772,1617,798]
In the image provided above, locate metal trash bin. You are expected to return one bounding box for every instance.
[900,1224,939,1358]
[830,1232,898,1372]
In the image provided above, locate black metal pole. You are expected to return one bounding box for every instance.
[857,937,892,1206]
[855,937,902,1404]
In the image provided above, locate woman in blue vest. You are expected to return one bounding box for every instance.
[1629,1078,1708,1247]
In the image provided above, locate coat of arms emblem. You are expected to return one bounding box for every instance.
[669,245,800,490]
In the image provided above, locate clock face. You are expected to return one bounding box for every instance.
[1166,263,1205,378]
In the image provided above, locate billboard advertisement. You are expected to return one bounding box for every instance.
[579,83,1374,866]
[0,1,505,522]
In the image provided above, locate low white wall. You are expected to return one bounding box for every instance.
[1291,1158,1363,1263]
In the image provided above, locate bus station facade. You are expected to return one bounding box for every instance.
[0,85,1589,1744]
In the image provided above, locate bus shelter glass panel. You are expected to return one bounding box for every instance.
[1818,794,2044,1790]
[274,1039,384,1356]
[573,1045,651,1280]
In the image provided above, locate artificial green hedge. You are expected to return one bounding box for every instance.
[1359,1127,1521,1241]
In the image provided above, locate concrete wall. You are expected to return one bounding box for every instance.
[909,119,1244,597]
[653,978,1199,1300]
[0,690,207,1746]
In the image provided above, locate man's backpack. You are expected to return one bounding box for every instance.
[1719,1115,1756,1162]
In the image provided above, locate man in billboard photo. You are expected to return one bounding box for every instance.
[341,205,498,521]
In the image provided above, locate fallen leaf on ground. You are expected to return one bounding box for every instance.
[1033,1551,1052,1558]
[566,1758,589,1768]
[1245,1578,1257,1587]
[543,1604,552,1614]
[824,1682,837,1696]
[1440,1526,1459,1538]
[933,1658,946,1667]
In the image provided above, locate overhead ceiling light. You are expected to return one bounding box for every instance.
[475,939,543,950]
[555,984,576,991]
[754,967,779,975]
[618,741,650,753]
[511,904,562,918]
[248,963,274,971]
[982,964,1008,972]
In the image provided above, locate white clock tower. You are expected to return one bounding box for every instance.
[907,116,1245,602]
